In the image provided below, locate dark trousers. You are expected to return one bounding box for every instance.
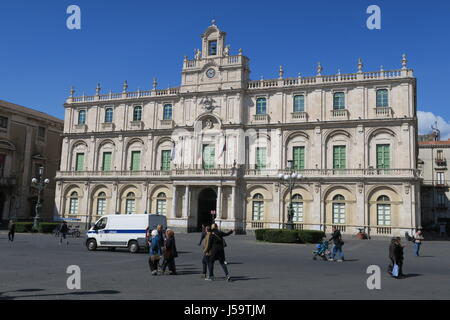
[208,259,229,278]
[396,261,404,277]
[202,255,210,275]
[149,256,160,272]
[162,257,176,273]
[8,232,14,241]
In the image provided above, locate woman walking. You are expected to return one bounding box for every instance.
[388,237,396,274]
[205,224,233,282]
[148,230,162,275]
[201,226,212,278]
[328,226,345,262]
[393,237,405,279]
[161,229,178,275]
[8,219,15,242]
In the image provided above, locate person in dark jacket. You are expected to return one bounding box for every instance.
[8,219,16,242]
[161,229,178,275]
[328,227,344,262]
[388,237,397,274]
[205,223,233,281]
[393,237,405,278]
[59,221,69,245]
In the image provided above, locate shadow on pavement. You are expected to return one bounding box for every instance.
[228,276,270,282]
[0,289,120,300]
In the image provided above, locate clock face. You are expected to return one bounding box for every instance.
[206,68,216,78]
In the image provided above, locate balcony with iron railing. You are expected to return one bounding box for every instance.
[435,158,447,166]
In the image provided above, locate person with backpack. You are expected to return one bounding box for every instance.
[59,221,69,245]
[205,223,233,282]
[148,230,162,275]
[161,229,178,275]
[328,226,345,262]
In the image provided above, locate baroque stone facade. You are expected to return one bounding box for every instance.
[55,22,421,236]
[0,100,63,222]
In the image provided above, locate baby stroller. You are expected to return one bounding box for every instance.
[313,240,331,261]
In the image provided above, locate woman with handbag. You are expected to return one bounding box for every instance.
[148,230,162,275]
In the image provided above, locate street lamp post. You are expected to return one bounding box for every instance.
[31,166,50,231]
[278,161,303,231]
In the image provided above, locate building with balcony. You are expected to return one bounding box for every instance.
[55,21,421,236]
[0,100,64,223]
[418,139,450,225]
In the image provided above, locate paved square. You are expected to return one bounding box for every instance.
[1,232,449,300]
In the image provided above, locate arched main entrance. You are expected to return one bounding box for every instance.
[197,188,217,231]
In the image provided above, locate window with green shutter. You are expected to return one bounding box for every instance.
[102,152,112,171]
[75,153,85,171]
[376,145,390,169]
[131,151,141,171]
[202,145,215,169]
[255,147,267,170]
[293,147,305,170]
[161,150,171,171]
[333,146,346,169]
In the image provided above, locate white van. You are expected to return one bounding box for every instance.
[86,214,167,253]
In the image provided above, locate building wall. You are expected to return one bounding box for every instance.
[0,100,64,222]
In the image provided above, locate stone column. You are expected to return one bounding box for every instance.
[230,186,236,221]
[216,185,222,219]
[183,185,190,218]
[171,185,177,219]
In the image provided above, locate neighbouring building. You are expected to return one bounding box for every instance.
[55,21,421,237]
[0,100,64,223]
[418,138,450,226]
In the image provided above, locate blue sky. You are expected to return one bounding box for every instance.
[1,0,449,136]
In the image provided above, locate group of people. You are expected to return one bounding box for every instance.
[147,223,234,281]
[148,225,178,275]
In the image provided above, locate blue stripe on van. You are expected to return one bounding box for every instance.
[87,229,147,234]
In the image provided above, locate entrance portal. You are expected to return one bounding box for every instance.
[197,188,217,231]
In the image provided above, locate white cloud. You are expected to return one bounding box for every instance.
[418,111,450,140]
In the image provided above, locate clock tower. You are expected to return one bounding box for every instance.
[180,21,250,93]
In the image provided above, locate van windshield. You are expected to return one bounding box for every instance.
[95,217,108,230]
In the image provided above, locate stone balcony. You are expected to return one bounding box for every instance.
[331,109,349,120]
[101,122,115,131]
[129,120,144,130]
[374,107,393,118]
[73,124,87,133]
[160,119,174,129]
[291,112,308,122]
[252,114,270,124]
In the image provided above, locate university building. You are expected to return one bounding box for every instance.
[0,100,63,223]
[55,22,421,236]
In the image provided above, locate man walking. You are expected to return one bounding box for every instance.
[59,221,69,245]
[8,219,15,242]
[328,226,345,262]
[413,228,424,257]
[205,224,233,282]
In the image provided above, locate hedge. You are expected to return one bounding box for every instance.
[14,222,33,233]
[298,230,326,244]
[38,223,60,234]
[255,229,326,244]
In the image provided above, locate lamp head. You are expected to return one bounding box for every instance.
[32,178,38,184]
[44,179,50,184]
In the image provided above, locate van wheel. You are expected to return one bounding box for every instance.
[87,239,97,251]
[128,241,139,253]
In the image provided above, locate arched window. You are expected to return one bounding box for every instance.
[293,95,305,113]
[133,106,142,121]
[332,195,345,224]
[69,192,79,215]
[78,110,86,125]
[377,195,391,226]
[156,192,167,215]
[104,108,113,123]
[333,92,345,110]
[256,98,267,115]
[376,89,389,108]
[252,193,264,221]
[125,192,136,214]
[163,104,173,120]
[96,192,107,216]
[291,194,304,222]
